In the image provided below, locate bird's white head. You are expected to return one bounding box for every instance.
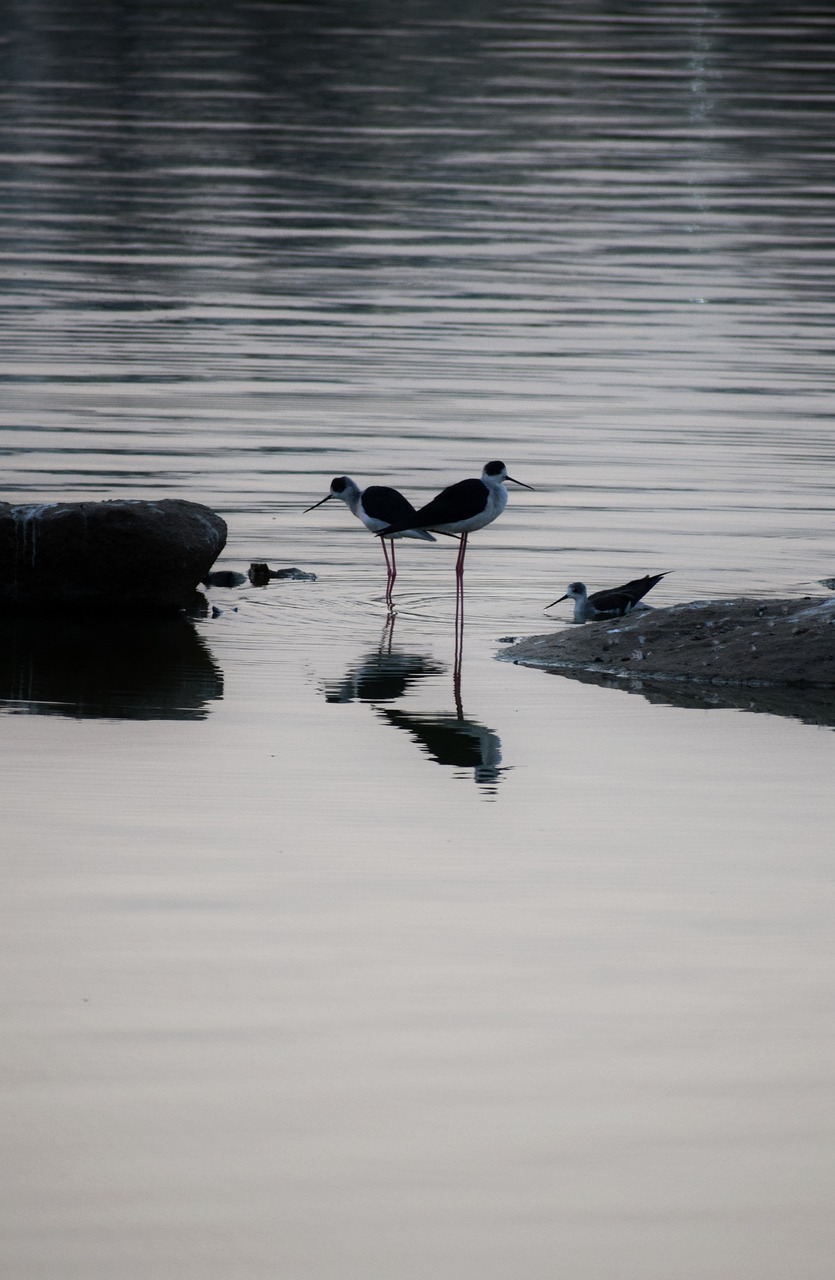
[304,475,361,513]
[546,581,588,609]
[481,460,534,490]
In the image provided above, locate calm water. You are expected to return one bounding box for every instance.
[2,3,835,1277]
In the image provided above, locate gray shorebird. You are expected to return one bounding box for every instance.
[304,476,435,606]
[547,573,668,623]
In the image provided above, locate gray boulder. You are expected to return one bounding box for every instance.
[0,498,227,611]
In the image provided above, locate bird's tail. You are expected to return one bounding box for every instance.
[377,521,433,539]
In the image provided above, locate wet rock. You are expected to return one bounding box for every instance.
[500,598,835,687]
[204,569,247,588]
[248,562,317,585]
[0,498,226,611]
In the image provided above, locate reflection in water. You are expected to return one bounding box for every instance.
[325,618,504,792]
[323,619,444,705]
[0,614,223,720]
[378,706,504,793]
[554,667,835,732]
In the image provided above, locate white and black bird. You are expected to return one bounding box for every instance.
[378,461,532,541]
[377,460,532,582]
[547,573,668,623]
[304,476,435,607]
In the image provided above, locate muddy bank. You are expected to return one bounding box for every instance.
[501,597,835,690]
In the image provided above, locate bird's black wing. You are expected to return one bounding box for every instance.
[361,485,418,525]
[616,572,668,602]
[380,477,486,534]
[588,589,633,616]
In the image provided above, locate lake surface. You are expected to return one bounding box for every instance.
[2,3,835,1277]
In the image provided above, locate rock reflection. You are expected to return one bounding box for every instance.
[0,614,223,720]
[555,667,835,731]
[325,619,504,792]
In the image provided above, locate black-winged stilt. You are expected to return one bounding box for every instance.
[377,461,533,671]
[304,476,435,607]
[378,461,533,543]
[546,573,668,623]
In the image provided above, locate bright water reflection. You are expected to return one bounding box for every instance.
[2,3,835,1278]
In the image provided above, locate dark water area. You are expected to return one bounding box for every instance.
[2,5,835,1278]
[0,612,222,718]
[538,660,835,730]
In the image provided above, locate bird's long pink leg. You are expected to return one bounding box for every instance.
[453,532,467,676]
[381,537,394,608]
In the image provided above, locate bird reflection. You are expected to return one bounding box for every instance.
[376,706,503,791]
[324,617,444,704]
[324,616,505,791]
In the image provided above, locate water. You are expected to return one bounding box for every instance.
[2,3,835,1276]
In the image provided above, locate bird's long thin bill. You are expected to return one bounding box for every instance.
[507,476,534,489]
[545,594,568,609]
[303,494,333,512]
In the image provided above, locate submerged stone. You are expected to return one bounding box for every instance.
[0,498,227,611]
[248,562,317,584]
[204,569,247,589]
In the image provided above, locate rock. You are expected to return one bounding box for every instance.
[203,569,247,589]
[500,598,835,687]
[0,498,227,611]
[248,562,317,585]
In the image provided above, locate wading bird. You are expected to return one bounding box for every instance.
[377,461,533,670]
[304,476,435,607]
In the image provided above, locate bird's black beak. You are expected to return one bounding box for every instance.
[545,594,568,610]
[303,493,334,513]
[507,476,534,490]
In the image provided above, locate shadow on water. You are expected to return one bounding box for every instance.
[553,667,835,731]
[0,613,223,720]
[324,616,505,793]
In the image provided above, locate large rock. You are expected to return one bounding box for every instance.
[0,498,227,611]
[501,597,835,686]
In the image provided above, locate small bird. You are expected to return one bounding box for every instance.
[376,461,533,665]
[304,476,435,607]
[547,573,668,623]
